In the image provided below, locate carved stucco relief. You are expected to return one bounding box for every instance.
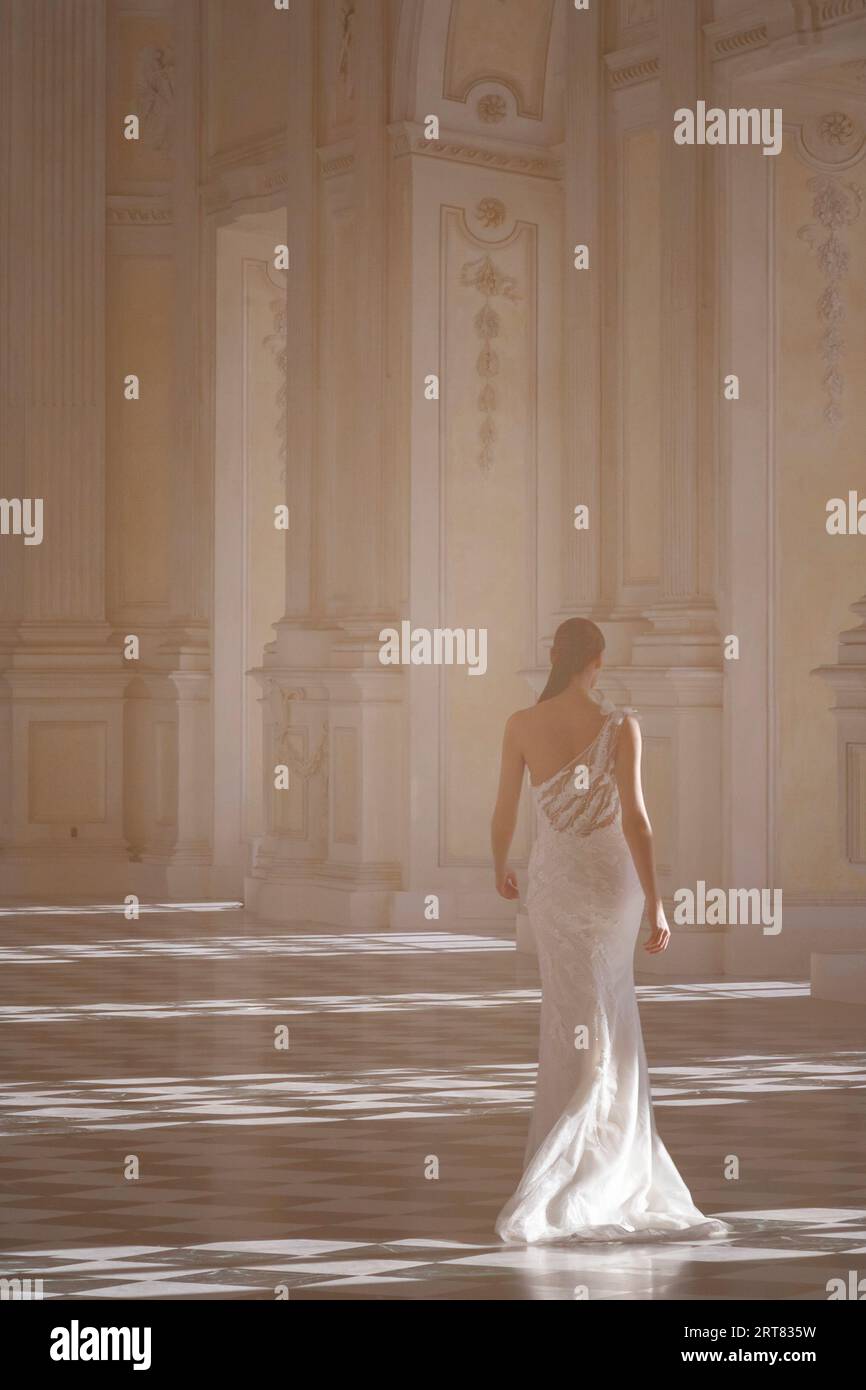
[263,295,288,482]
[459,252,520,476]
[797,171,864,427]
[476,93,507,124]
[621,0,656,28]
[473,197,506,229]
[338,1,355,98]
[135,46,175,153]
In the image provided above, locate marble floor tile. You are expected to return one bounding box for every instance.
[1,906,864,1300]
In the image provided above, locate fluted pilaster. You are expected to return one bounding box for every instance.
[659,0,700,606]
[633,0,718,664]
[166,0,207,638]
[561,0,603,614]
[1,0,107,627]
[280,0,316,627]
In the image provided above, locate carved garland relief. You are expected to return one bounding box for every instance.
[797,169,864,427]
[459,253,520,476]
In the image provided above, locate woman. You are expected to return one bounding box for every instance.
[490,617,726,1244]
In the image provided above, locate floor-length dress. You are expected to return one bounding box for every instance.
[496,707,727,1245]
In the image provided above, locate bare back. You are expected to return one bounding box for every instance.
[513,694,609,788]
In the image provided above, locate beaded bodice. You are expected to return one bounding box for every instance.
[531,710,625,838]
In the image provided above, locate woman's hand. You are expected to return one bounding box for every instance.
[496,868,519,900]
[644,904,671,954]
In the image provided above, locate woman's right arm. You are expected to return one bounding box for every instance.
[614,715,670,954]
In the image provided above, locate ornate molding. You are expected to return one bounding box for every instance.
[473,197,507,229]
[201,161,290,216]
[388,122,561,180]
[459,253,520,476]
[442,2,553,120]
[704,0,866,63]
[263,294,288,483]
[815,0,866,26]
[317,140,355,180]
[604,45,660,90]
[797,110,866,170]
[337,1,355,98]
[261,169,290,192]
[269,684,329,782]
[279,723,329,781]
[706,22,768,62]
[477,93,508,124]
[106,196,171,226]
[797,172,864,426]
[135,46,175,153]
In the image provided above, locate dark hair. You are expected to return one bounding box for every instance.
[537,618,605,703]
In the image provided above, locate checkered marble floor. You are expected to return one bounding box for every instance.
[1,904,865,1300]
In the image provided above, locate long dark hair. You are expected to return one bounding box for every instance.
[537,618,605,703]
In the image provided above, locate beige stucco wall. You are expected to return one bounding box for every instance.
[107,254,173,612]
[621,127,662,591]
[205,0,287,160]
[442,211,534,864]
[777,140,866,895]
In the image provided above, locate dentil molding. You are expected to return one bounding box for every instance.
[387,121,562,181]
[107,195,172,226]
[604,44,660,91]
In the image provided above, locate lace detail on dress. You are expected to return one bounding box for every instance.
[535,711,623,838]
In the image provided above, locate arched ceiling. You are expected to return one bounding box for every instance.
[395,0,565,144]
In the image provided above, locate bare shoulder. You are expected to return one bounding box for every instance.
[506,703,537,729]
[616,712,642,756]
[504,704,533,741]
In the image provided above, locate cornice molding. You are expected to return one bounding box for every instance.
[317,139,355,180]
[204,130,287,180]
[815,0,866,26]
[703,15,769,64]
[704,0,866,67]
[387,120,562,180]
[604,44,660,90]
[106,195,172,226]
[201,163,289,216]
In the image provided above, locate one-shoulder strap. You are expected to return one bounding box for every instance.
[605,705,638,764]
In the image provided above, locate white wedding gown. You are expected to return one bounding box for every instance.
[496,707,728,1245]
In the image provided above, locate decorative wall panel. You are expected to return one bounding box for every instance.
[29,723,107,825]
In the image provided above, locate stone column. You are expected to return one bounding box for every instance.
[0,0,129,894]
[152,0,212,891]
[277,0,317,638]
[249,0,328,917]
[559,0,604,622]
[262,0,338,692]
[2,0,108,633]
[633,0,718,661]
[814,595,866,869]
[629,0,723,965]
[250,0,404,926]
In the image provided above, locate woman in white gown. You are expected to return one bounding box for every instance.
[490,618,727,1245]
